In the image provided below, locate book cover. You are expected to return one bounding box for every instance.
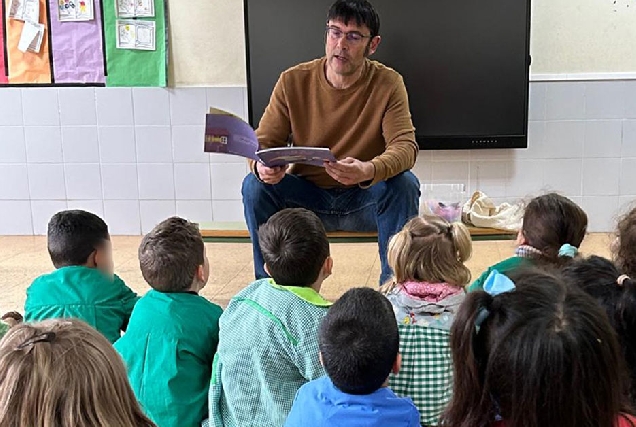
[204,108,336,167]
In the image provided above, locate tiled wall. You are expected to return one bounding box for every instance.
[0,80,635,235]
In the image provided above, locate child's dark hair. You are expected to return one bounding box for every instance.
[258,208,329,287]
[521,193,588,266]
[441,268,633,427]
[615,207,636,278]
[138,217,205,293]
[47,210,110,268]
[319,287,399,395]
[562,255,636,405]
[327,0,380,38]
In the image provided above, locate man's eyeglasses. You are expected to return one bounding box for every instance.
[326,26,372,43]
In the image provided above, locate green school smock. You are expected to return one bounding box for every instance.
[24,266,139,343]
[114,290,223,427]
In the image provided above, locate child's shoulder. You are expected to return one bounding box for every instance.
[468,256,532,292]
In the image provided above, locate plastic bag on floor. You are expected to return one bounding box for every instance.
[461,191,524,231]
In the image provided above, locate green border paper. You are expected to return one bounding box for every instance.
[103,0,167,86]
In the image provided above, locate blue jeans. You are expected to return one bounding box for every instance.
[241,171,420,284]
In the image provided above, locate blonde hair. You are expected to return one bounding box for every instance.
[0,319,155,427]
[381,215,472,293]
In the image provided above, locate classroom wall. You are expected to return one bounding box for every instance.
[0,80,635,235]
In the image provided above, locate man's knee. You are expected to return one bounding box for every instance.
[385,171,420,200]
[241,173,266,203]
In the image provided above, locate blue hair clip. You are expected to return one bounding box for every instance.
[558,243,578,258]
[483,270,516,296]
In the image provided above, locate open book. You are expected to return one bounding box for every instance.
[204,108,337,167]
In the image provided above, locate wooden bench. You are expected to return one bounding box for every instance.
[200,222,516,242]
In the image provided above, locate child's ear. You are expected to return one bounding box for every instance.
[264,263,271,277]
[93,245,114,277]
[322,256,333,277]
[319,352,324,367]
[392,353,402,375]
[516,230,527,246]
[196,264,206,283]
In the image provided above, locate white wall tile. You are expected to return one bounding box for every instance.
[64,164,102,199]
[138,163,175,200]
[169,88,207,126]
[528,82,546,121]
[618,196,636,218]
[582,158,620,196]
[516,121,545,159]
[623,120,636,157]
[28,164,66,200]
[212,200,244,222]
[625,81,636,119]
[0,201,32,234]
[430,161,469,185]
[61,127,99,163]
[0,88,23,125]
[470,161,509,197]
[412,155,432,183]
[210,163,245,200]
[22,88,59,126]
[431,150,471,161]
[506,159,545,198]
[140,200,176,233]
[174,163,211,200]
[25,127,63,163]
[543,121,585,158]
[585,81,626,120]
[58,88,97,126]
[545,82,585,120]
[98,126,136,163]
[0,165,29,199]
[172,125,208,163]
[103,200,141,235]
[136,126,172,163]
[31,200,67,235]
[0,127,27,163]
[95,87,134,126]
[581,196,619,232]
[101,164,139,200]
[66,200,104,218]
[583,120,622,158]
[206,87,246,120]
[176,200,213,223]
[132,88,170,126]
[209,153,244,164]
[620,158,636,196]
[543,159,582,196]
[471,149,515,161]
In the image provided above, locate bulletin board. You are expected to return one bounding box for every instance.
[0,0,167,86]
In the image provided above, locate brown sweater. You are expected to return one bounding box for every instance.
[254,57,418,188]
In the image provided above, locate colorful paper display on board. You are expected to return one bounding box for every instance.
[0,0,166,86]
[102,0,166,86]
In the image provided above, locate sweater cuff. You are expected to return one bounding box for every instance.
[359,159,383,189]
[249,160,265,183]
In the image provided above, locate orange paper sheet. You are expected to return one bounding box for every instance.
[5,0,51,83]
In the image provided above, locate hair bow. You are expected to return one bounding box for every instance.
[558,244,578,258]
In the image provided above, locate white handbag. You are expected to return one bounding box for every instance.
[461,191,524,231]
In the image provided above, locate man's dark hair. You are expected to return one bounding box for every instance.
[47,210,110,268]
[319,287,399,395]
[327,0,380,38]
[258,208,330,287]
[138,217,205,293]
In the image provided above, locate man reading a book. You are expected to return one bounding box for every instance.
[242,0,420,285]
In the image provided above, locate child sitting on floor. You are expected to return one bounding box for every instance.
[562,255,636,405]
[613,206,636,278]
[25,210,138,343]
[381,214,472,426]
[285,287,420,427]
[206,208,333,427]
[442,268,636,427]
[468,193,587,292]
[0,318,155,426]
[115,217,222,427]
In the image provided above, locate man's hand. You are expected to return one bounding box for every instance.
[256,162,288,185]
[325,157,375,186]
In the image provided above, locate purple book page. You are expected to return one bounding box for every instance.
[256,147,337,167]
[48,0,106,83]
[204,113,260,162]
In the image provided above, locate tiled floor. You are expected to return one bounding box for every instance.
[0,234,614,314]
